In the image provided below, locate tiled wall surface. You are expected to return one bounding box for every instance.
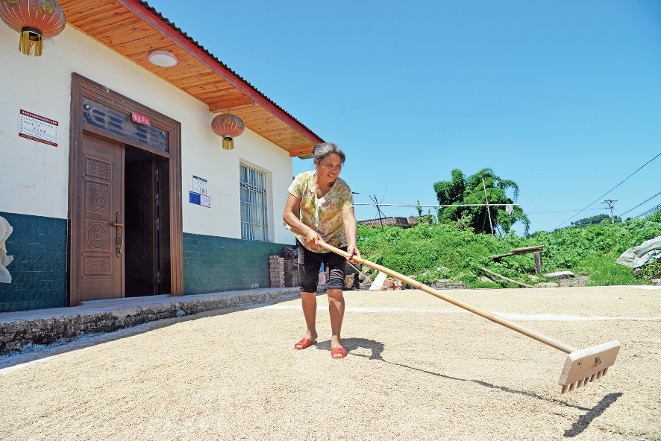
[0,212,68,312]
[183,233,288,294]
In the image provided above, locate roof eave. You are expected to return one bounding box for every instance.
[114,0,323,153]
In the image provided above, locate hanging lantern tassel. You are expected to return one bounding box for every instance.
[20,27,43,56]
[0,0,66,57]
[222,136,234,150]
[211,113,245,151]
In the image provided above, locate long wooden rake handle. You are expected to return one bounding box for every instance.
[320,242,577,354]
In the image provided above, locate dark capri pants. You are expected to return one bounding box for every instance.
[296,240,347,293]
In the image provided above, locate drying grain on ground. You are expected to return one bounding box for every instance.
[1,286,659,440]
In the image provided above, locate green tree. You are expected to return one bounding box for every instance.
[645,206,661,223]
[433,168,530,235]
[571,214,618,227]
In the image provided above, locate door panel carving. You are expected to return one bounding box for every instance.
[85,181,111,215]
[72,134,124,301]
[83,256,112,276]
[85,221,110,252]
[85,157,111,180]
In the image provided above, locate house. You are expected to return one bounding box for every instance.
[359,217,413,228]
[0,0,322,312]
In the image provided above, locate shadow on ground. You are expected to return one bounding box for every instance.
[563,392,623,437]
[329,336,621,421]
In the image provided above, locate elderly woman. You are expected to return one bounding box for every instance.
[283,143,360,359]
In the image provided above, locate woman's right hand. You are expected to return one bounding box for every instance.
[306,230,323,248]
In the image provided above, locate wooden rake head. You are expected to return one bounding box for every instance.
[558,341,621,394]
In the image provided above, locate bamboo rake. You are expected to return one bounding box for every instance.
[320,241,620,393]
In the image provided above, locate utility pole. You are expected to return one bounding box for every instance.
[482,179,494,236]
[602,199,617,223]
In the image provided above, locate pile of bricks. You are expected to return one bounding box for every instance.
[269,256,285,288]
[283,247,299,287]
[270,248,299,288]
[381,277,405,290]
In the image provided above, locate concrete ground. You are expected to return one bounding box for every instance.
[1,285,659,440]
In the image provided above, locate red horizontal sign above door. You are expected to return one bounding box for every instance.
[131,112,150,126]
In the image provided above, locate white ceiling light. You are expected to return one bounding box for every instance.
[43,38,55,48]
[148,51,178,67]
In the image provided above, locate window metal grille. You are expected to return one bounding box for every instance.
[240,163,268,241]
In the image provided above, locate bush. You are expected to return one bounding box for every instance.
[639,259,661,280]
[356,217,661,288]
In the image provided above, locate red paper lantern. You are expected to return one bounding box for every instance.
[211,113,245,150]
[0,0,66,56]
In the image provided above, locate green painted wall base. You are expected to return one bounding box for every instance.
[183,233,291,295]
[0,212,68,313]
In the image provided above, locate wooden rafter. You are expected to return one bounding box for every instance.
[209,96,255,113]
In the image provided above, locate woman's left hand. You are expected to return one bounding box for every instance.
[346,245,361,264]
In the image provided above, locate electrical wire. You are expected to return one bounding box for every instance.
[636,203,661,219]
[355,203,518,208]
[554,151,661,229]
[620,191,661,217]
[527,207,603,215]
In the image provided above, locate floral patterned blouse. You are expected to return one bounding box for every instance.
[288,170,354,252]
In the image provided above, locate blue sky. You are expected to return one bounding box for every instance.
[155,0,660,234]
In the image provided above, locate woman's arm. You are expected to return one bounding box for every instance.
[341,207,361,263]
[283,193,322,247]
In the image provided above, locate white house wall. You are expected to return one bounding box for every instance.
[0,23,296,245]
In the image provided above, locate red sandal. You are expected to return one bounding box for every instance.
[331,347,347,359]
[294,338,317,350]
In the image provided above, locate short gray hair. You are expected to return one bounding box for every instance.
[313,143,346,164]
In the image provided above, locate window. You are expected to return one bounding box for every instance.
[240,163,269,241]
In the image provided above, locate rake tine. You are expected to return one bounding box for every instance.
[566,375,594,394]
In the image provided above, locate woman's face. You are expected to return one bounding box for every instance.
[315,153,342,182]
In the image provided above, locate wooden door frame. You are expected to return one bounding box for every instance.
[68,73,183,306]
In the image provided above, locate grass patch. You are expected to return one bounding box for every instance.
[574,254,646,286]
[356,216,661,288]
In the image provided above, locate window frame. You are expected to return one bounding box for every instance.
[239,162,269,242]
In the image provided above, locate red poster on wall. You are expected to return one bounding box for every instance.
[19,110,58,147]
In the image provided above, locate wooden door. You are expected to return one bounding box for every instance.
[70,73,184,305]
[72,134,124,301]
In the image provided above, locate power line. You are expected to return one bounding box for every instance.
[620,191,661,218]
[636,203,661,219]
[554,151,661,229]
[527,207,603,215]
[355,203,519,208]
